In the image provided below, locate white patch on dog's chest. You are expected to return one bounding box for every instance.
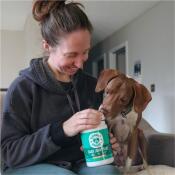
[125,110,138,131]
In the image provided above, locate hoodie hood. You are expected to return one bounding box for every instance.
[20,58,81,94]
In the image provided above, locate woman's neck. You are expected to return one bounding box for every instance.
[47,59,71,82]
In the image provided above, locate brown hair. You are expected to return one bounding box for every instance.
[32,0,93,47]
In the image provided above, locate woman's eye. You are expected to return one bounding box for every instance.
[83,51,89,55]
[67,55,76,58]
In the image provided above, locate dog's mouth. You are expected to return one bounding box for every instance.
[99,107,118,119]
[99,107,109,116]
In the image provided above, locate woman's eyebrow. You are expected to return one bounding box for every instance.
[64,52,77,56]
[63,48,90,56]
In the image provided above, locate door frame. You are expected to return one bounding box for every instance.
[108,41,129,75]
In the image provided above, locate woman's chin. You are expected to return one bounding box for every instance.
[67,69,78,75]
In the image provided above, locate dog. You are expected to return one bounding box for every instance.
[95,69,152,173]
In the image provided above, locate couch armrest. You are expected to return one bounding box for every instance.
[147,133,175,167]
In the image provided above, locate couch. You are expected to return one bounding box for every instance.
[0,90,175,171]
[138,118,175,167]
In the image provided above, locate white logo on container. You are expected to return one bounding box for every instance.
[89,132,104,148]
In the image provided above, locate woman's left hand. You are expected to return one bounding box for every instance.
[109,133,120,155]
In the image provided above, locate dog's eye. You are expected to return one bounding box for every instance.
[120,98,128,104]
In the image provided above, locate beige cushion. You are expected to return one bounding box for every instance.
[119,165,175,175]
[135,165,175,175]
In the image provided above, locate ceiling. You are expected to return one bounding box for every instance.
[1,0,160,45]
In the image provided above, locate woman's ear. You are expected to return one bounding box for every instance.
[42,40,50,52]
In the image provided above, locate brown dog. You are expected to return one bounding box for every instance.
[95,69,152,173]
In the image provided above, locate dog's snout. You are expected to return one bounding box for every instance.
[99,106,108,116]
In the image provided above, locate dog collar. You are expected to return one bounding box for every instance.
[121,106,132,118]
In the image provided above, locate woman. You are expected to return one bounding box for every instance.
[1,1,121,174]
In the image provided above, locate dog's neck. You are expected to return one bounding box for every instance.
[124,109,139,132]
[107,109,139,141]
[121,106,133,118]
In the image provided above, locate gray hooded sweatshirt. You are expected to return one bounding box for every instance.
[1,58,102,170]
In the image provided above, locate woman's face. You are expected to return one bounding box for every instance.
[46,29,91,76]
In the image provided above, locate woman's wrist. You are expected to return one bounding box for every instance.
[50,122,74,146]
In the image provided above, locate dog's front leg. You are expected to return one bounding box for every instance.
[138,129,154,175]
[125,129,138,173]
[138,128,148,168]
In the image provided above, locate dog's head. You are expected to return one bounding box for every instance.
[95,69,152,119]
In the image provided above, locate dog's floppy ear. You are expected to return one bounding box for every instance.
[133,83,152,113]
[95,69,120,92]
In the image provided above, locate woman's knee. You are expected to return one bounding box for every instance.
[4,163,77,175]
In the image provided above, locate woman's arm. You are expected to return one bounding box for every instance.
[1,81,60,168]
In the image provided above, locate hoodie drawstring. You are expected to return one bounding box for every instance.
[66,80,80,114]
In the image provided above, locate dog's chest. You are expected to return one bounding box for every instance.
[125,110,138,131]
[107,110,139,142]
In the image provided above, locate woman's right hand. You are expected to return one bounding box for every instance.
[63,109,102,137]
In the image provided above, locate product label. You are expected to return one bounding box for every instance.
[81,128,113,163]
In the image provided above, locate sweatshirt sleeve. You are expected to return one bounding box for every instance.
[50,122,76,146]
[1,81,60,169]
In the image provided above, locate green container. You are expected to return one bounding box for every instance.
[81,121,114,167]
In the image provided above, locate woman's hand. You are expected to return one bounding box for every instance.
[63,109,102,137]
[109,133,120,155]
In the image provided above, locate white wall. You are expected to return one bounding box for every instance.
[173,2,175,133]
[0,28,2,89]
[1,13,43,89]
[90,2,175,133]
[1,30,25,88]
[127,2,174,134]
[24,13,42,66]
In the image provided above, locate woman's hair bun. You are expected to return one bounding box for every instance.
[32,0,66,22]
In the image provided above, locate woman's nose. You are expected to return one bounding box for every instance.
[74,55,87,68]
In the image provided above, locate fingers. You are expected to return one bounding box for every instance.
[78,109,102,121]
[110,133,117,144]
[63,109,103,137]
[77,115,100,126]
[111,142,119,151]
[76,109,102,129]
[109,133,120,153]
